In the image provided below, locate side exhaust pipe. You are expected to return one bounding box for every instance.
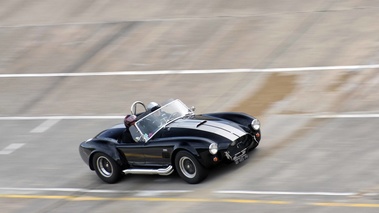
[123,165,174,176]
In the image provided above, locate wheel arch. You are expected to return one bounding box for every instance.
[170,137,214,168]
[173,149,209,184]
[87,139,127,170]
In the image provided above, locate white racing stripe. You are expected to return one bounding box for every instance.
[0,64,379,78]
[168,120,246,141]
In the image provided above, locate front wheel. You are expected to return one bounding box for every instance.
[174,151,208,184]
[248,142,259,151]
[92,153,122,184]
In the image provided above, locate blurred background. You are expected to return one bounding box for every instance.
[1,1,379,212]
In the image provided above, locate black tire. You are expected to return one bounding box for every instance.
[92,153,122,184]
[174,151,208,184]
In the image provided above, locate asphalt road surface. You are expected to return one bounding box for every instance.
[1,1,379,212]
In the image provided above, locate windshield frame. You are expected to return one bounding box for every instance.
[131,99,193,142]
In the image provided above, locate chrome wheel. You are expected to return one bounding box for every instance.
[179,156,196,178]
[175,151,208,184]
[92,153,122,184]
[96,156,113,178]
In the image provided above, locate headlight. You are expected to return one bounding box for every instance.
[209,143,218,155]
[251,119,261,130]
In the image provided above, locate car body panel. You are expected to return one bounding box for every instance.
[79,99,261,183]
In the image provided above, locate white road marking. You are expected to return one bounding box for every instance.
[314,114,379,118]
[30,119,61,133]
[0,187,191,195]
[0,8,376,28]
[0,187,362,197]
[0,64,379,78]
[0,143,25,155]
[0,116,124,120]
[215,190,356,196]
[1,113,379,121]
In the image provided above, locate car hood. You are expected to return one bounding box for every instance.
[167,115,247,141]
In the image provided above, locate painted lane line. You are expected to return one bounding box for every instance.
[1,64,379,78]
[0,194,291,205]
[2,194,379,208]
[215,190,356,196]
[0,143,25,155]
[311,202,379,208]
[314,114,379,118]
[0,187,358,197]
[0,187,191,194]
[30,119,61,133]
[0,116,124,120]
[1,187,378,207]
[2,113,379,121]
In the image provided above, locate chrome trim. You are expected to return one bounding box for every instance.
[133,99,192,143]
[253,135,259,143]
[209,143,218,154]
[179,157,196,178]
[123,165,173,176]
[251,119,260,130]
[224,148,248,164]
[97,156,113,178]
[130,101,146,115]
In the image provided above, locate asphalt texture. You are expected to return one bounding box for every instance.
[1,1,379,212]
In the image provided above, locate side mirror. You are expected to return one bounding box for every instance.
[191,106,196,112]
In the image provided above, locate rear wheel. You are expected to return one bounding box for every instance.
[93,153,122,184]
[175,151,208,184]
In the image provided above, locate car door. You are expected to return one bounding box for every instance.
[143,137,174,167]
[124,121,174,167]
[117,142,146,167]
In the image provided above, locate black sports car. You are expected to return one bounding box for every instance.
[79,99,261,184]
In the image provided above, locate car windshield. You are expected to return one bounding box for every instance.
[134,99,192,141]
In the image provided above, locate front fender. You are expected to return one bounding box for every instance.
[171,137,218,168]
[83,139,126,170]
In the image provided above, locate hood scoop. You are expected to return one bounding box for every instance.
[196,120,207,128]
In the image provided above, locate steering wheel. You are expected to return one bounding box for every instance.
[130,101,147,115]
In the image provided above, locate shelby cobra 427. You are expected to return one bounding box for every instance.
[79,99,261,184]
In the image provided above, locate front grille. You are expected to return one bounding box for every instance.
[227,134,252,156]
